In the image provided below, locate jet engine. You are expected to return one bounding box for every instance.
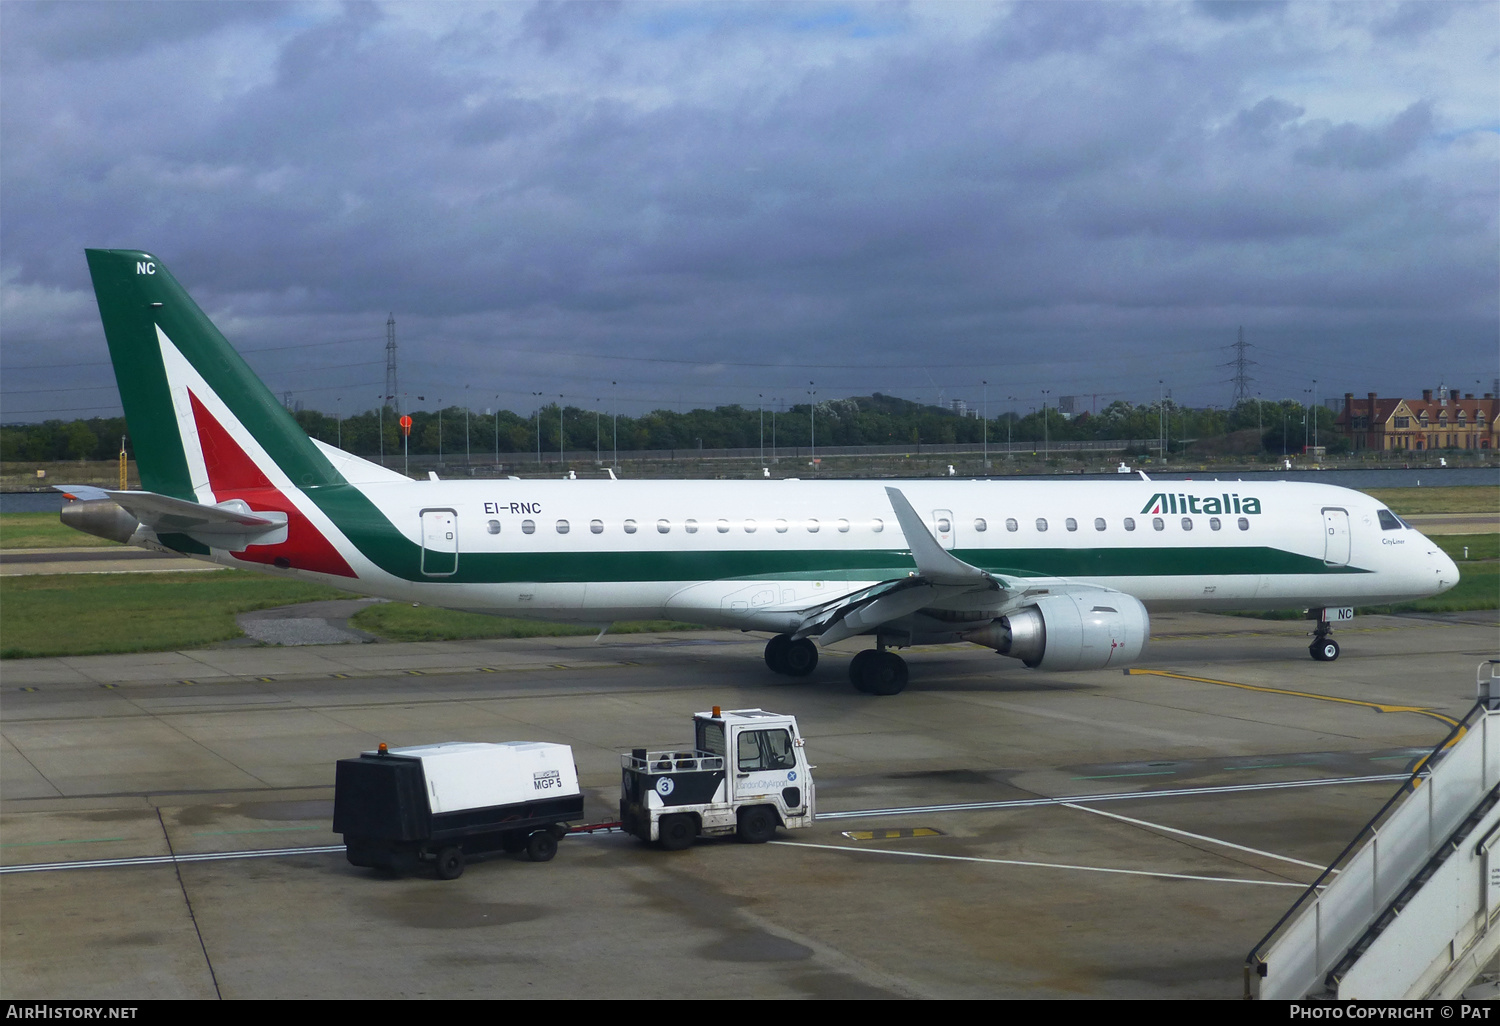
[961,591,1149,671]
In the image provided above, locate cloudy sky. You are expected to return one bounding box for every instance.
[2,0,1496,425]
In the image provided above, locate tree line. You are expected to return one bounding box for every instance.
[1,394,1343,463]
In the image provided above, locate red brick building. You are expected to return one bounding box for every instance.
[1338,388,1498,451]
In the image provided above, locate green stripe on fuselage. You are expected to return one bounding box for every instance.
[304,487,1370,584]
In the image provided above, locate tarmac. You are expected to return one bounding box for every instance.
[3,606,1498,999]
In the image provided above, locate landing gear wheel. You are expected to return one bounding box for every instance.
[764,634,791,674]
[435,846,465,880]
[849,650,877,692]
[782,638,818,677]
[853,651,908,696]
[1310,637,1340,662]
[658,813,696,851]
[525,830,558,862]
[736,805,777,844]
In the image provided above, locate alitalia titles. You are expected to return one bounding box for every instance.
[1140,492,1262,516]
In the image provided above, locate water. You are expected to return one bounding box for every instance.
[3,466,1495,513]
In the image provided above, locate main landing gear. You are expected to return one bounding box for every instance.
[765,634,818,677]
[764,633,910,696]
[848,648,908,696]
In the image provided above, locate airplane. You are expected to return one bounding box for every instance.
[58,249,1460,695]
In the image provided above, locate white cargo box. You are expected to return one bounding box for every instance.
[371,741,580,814]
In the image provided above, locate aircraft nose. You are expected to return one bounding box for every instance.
[1432,547,1460,594]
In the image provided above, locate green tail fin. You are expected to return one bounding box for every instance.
[85,249,341,500]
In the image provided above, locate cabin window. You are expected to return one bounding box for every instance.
[1181,517,1193,531]
[1094,518,1106,531]
[775,520,788,533]
[685,519,698,534]
[871,519,884,533]
[744,520,757,533]
[657,519,671,534]
[556,520,570,534]
[624,519,638,534]
[487,520,501,535]
[974,518,987,532]
[522,520,536,535]
[1209,517,1221,531]
[1006,518,1019,532]
[837,519,850,533]
[1123,517,1136,532]
[1237,517,1250,531]
[1152,517,1164,531]
[716,520,730,533]
[1035,518,1048,532]
[807,519,820,533]
[590,520,603,534]
[936,517,951,533]
[1065,518,1078,532]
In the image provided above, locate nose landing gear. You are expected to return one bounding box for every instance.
[1308,610,1343,662]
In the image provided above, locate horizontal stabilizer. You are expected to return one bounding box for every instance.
[106,490,287,547]
[52,484,111,501]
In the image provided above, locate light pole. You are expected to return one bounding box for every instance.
[1311,378,1319,454]
[808,382,816,467]
[532,391,543,464]
[559,395,565,467]
[1041,389,1051,461]
[758,394,765,466]
[493,396,500,465]
[335,397,342,450]
[612,381,618,470]
[437,400,443,465]
[982,380,988,471]
[595,400,601,463]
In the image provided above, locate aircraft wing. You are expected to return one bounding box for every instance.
[791,487,1005,645]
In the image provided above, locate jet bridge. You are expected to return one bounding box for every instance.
[1247,661,1500,1000]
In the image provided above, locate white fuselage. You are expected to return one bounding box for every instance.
[200,476,1459,632]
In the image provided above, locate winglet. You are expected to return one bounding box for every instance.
[883,486,997,588]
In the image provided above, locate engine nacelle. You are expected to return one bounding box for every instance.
[60,499,141,545]
[962,591,1149,671]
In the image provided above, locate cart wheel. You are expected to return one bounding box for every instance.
[658,813,696,851]
[526,830,558,863]
[737,805,777,844]
[435,846,465,880]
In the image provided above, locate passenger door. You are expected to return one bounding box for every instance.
[420,508,458,576]
[1322,508,1350,567]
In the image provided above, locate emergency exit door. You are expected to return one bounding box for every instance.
[931,509,955,550]
[420,508,458,576]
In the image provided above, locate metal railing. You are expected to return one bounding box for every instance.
[1247,661,1500,999]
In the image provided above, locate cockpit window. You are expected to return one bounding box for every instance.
[1377,509,1403,531]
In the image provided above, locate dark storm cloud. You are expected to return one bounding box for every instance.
[1296,100,1435,169]
[0,1,1495,423]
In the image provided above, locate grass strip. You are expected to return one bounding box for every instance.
[0,571,348,659]
[1360,486,1498,516]
[1,512,121,550]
